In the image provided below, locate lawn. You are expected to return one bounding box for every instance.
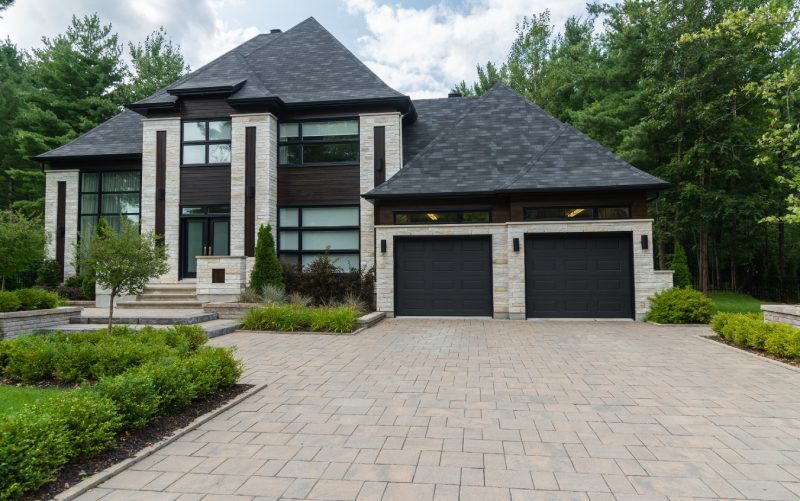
[709,291,767,314]
[0,385,67,418]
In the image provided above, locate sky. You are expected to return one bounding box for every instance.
[0,0,594,99]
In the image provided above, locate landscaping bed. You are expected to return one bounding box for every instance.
[0,325,243,499]
[241,304,360,334]
[709,312,800,366]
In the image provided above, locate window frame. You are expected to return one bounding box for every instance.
[393,209,493,225]
[522,205,632,221]
[78,170,142,240]
[180,118,232,167]
[277,204,361,270]
[277,118,360,167]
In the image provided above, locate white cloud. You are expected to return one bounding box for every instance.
[343,0,589,99]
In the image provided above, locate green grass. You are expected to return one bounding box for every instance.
[709,291,768,314]
[0,385,68,418]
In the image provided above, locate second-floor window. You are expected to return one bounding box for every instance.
[279,120,359,166]
[182,120,231,166]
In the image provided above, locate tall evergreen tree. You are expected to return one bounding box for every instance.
[117,26,190,104]
[0,39,27,210]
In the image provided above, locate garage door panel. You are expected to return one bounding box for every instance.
[526,233,632,319]
[396,237,492,317]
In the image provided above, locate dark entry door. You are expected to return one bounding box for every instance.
[525,233,633,319]
[181,217,229,279]
[395,236,492,316]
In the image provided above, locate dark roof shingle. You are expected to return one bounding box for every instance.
[34,109,143,160]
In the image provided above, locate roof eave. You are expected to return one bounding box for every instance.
[33,152,142,162]
[126,101,179,115]
[364,182,672,200]
[169,80,247,97]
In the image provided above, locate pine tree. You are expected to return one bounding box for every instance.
[671,241,693,288]
[249,225,284,292]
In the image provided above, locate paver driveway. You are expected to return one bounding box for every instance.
[81,319,800,500]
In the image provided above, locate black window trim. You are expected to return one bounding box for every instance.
[522,205,632,221]
[277,118,360,167]
[393,208,493,225]
[181,118,232,167]
[277,204,361,267]
[78,170,142,240]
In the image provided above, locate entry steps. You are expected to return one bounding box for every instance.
[116,283,204,309]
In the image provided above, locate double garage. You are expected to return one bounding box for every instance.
[393,232,634,319]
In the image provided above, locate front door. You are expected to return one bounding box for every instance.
[181,215,229,279]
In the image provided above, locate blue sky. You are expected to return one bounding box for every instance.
[0,0,594,98]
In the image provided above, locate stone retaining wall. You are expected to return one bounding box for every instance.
[0,307,82,339]
[204,302,260,320]
[762,305,800,327]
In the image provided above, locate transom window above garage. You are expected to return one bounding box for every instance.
[182,120,232,166]
[523,206,630,221]
[278,120,359,166]
[394,210,491,225]
[278,206,360,271]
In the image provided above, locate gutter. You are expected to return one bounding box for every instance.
[364,182,673,201]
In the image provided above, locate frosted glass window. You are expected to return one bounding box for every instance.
[302,230,359,251]
[277,205,359,271]
[302,207,358,227]
[208,144,231,163]
[279,231,299,250]
[279,208,299,227]
[279,123,299,140]
[81,173,99,192]
[183,145,205,164]
[79,171,141,239]
[80,195,98,215]
[302,120,358,141]
[183,121,206,141]
[208,121,231,140]
[301,253,359,271]
[102,193,140,214]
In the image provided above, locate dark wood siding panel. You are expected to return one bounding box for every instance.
[244,127,256,256]
[48,158,141,171]
[277,166,360,205]
[56,182,66,280]
[373,126,385,186]
[155,131,166,241]
[180,98,236,119]
[180,167,231,206]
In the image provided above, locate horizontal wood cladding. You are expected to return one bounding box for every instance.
[47,158,142,172]
[376,190,650,225]
[180,167,231,206]
[180,98,237,119]
[278,166,360,205]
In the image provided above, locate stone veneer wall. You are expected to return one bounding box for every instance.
[0,307,82,339]
[230,114,278,256]
[359,113,402,269]
[762,305,800,328]
[375,219,673,320]
[196,256,247,302]
[141,117,181,282]
[44,169,79,277]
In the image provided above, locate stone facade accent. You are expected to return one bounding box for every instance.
[762,305,800,327]
[44,169,79,277]
[141,117,181,282]
[231,114,278,256]
[375,219,673,320]
[0,307,82,339]
[196,256,247,302]
[359,112,402,269]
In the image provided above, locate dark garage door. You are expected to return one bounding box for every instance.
[525,233,633,319]
[395,236,492,316]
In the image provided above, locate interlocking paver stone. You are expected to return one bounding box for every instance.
[77,320,800,500]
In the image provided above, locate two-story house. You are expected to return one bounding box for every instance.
[35,17,673,320]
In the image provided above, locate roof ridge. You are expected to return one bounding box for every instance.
[233,50,271,96]
[240,33,281,58]
[501,123,568,190]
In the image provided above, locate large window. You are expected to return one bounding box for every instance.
[394,210,491,225]
[278,206,360,271]
[523,206,631,221]
[182,120,231,165]
[278,120,359,166]
[79,171,141,237]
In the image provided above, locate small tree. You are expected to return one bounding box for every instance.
[79,218,168,331]
[0,210,46,290]
[249,224,283,292]
[671,241,692,288]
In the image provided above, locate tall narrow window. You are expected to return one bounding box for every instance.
[278,120,359,166]
[79,171,141,238]
[277,206,360,271]
[182,120,231,165]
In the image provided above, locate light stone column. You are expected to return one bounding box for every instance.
[231,113,277,259]
[358,112,402,269]
[141,117,181,282]
[44,169,79,278]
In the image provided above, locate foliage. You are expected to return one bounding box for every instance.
[644,287,716,324]
[95,371,159,429]
[0,210,45,290]
[0,290,20,312]
[670,242,692,288]
[239,287,263,304]
[242,304,359,333]
[41,390,122,459]
[134,357,195,414]
[78,218,168,331]
[35,259,61,286]
[13,287,59,310]
[709,291,767,313]
[183,346,242,395]
[281,255,375,308]
[250,225,284,292]
[117,26,190,104]
[713,312,800,358]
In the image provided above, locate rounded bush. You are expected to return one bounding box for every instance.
[37,390,122,459]
[184,346,242,396]
[135,358,196,414]
[643,287,715,324]
[0,290,21,312]
[13,288,59,311]
[1,335,59,382]
[96,372,160,429]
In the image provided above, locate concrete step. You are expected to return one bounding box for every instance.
[143,284,197,293]
[135,294,198,301]
[42,319,239,337]
[117,300,205,309]
[70,311,217,325]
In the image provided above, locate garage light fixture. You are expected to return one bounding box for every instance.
[641,234,649,250]
[513,238,520,252]
[380,239,387,253]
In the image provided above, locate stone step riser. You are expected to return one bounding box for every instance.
[117,302,205,309]
[69,312,218,325]
[136,295,198,301]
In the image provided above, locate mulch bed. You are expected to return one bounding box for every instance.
[705,335,800,368]
[24,383,253,501]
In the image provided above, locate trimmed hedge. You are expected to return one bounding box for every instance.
[712,313,800,358]
[0,326,242,498]
[644,287,715,324]
[241,304,359,333]
[0,288,60,312]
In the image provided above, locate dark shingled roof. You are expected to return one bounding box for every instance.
[369,83,669,198]
[34,109,143,160]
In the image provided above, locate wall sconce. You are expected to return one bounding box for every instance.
[513,238,520,252]
[641,234,649,250]
[380,239,387,253]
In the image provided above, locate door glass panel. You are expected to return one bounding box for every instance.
[302,207,358,227]
[185,220,204,274]
[302,230,359,251]
[211,220,229,256]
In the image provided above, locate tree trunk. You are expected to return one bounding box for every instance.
[1,276,4,291]
[658,240,667,270]
[730,217,737,291]
[779,222,786,302]
[698,224,710,294]
[108,289,116,333]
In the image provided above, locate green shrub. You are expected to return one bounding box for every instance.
[1,335,60,382]
[249,224,283,292]
[40,390,122,459]
[64,275,83,287]
[670,241,692,288]
[282,258,375,308]
[12,288,59,310]
[0,408,71,499]
[184,346,242,396]
[168,325,207,351]
[135,358,196,414]
[242,304,358,333]
[0,290,20,312]
[644,287,715,324]
[36,259,62,287]
[81,273,96,300]
[712,312,800,359]
[96,371,160,428]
